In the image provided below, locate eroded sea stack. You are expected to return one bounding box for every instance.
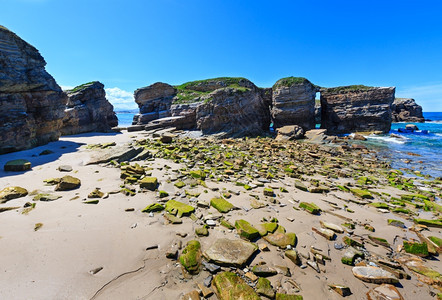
[391,98,425,123]
[0,26,67,154]
[320,86,395,134]
[61,81,118,135]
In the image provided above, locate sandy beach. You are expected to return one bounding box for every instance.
[0,130,441,300]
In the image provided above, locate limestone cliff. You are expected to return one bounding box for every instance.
[391,98,424,123]
[0,26,67,154]
[61,81,118,135]
[271,77,317,130]
[320,85,395,134]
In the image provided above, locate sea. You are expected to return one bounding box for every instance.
[116,111,442,178]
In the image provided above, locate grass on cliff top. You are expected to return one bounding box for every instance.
[173,77,250,104]
[273,77,311,88]
[67,81,99,93]
[0,25,9,31]
[325,85,375,93]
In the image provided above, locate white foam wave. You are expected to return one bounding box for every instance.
[367,135,408,144]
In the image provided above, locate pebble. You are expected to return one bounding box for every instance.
[206,219,216,226]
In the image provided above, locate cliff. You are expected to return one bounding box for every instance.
[61,81,118,135]
[0,26,67,154]
[391,98,425,123]
[320,85,395,134]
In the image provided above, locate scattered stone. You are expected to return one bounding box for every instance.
[294,180,308,192]
[55,176,81,191]
[88,188,104,198]
[263,188,274,197]
[4,159,31,171]
[299,202,320,215]
[139,177,158,190]
[312,227,336,240]
[204,238,258,267]
[197,283,214,298]
[142,203,165,213]
[159,190,169,198]
[264,232,297,249]
[179,240,202,275]
[235,219,260,241]
[165,200,195,217]
[413,218,442,228]
[0,206,20,213]
[257,222,278,236]
[342,236,363,248]
[285,250,301,265]
[366,284,404,300]
[350,188,373,199]
[34,223,43,231]
[329,285,351,297]
[403,241,429,257]
[210,197,234,213]
[164,213,182,224]
[245,272,258,282]
[252,264,278,277]
[195,225,209,237]
[275,293,303,300]
[181,290,200,300]
[320,221,344,233]
[58,165,73,172]
[89,267,103,275]
[341,247,364,266]
[352,266,399,284]
[307,260,320,273]
[201,261,221,274]
[212,271,260,300]
[83,199,99,204]
[0,186,28,203]
[256,277,275,298]
[388,219,406,228]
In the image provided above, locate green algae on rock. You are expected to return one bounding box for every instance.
[256,277,275,298]
[165,200,195,217]
[0,186,28,203]
[413,218,442,228]
[211,197,234,213]
[55,176,81,191]
[350,188,373,199]
[4,159,31,171]
[275,293,303,300]
[403,241,429,257]
[139,177,158,190]
[179,240,201,274]
[264,232,297,248]
[368,236,390,248]
[257,222,278,236]
[213,271,260,300]
[299,202,321,215]
[235,219,260,241]
[142,203,165,213]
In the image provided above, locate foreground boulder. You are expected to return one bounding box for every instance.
[275,125,304,141]
[61,81,117,135]
[213,271,260,300]
[0,186,28,203]
[391,98,425,123]
[4,159,31,171]
[55,175,81,191]
[204,238,258,267]
[320,85,395,134]
[352,266,399,284]
[271,77,317,130]
[0,26,67,154]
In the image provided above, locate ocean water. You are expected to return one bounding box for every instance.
[116,112,135,127]
[116,111,442,178]
[366,112,442,178]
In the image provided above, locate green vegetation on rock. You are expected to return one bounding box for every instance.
[139,177,158,190]
[211,197,234,213]
[213,271,260,300]
[414,218,442,228]
[403,241,429,257]
[0,186,28,203]
[165,200,195,217]
[388,219,406,228]
[67,81,98,93]
[350,188,373,199]
[368,236,390,247]
[4,159,31,171]
[142,203,165,213]
[299,202,321,215]
[179,240,201,274]
[273,77,310,88]
[325,85,374,93]
[235,219,260,241]
[275,293,303,300]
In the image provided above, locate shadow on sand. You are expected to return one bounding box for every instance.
[0,131,122,179]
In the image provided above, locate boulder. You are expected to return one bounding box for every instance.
[320,86,395,134]
[263,232,297,248]
[271,77,317,130]
[132,82,176,125]
[0,186,28,203]
[204,238,258,267]
[179,240,201,275]
[275,125,305,141]
[212,272,260,300]
[366,284,404,300]
[352,266,399,284]
[55,175,81,191]
[169,103,199,129]
[61,81,118,135]
[0,26,67,154]
[4,159,31,171]
[391,98,424,123]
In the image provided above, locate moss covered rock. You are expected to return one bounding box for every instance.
[275,293,303,300]
[403,241,429,257]
[165,200,195,217]
[88,188,104,198]
[256,277,275,299]
[195,225,209,236]
[213,271,260,300]
[285,249,301,265]
[190,170,206,180]
[142,203,165,213]
[4,159,31,171]
[264,232,297,248]
[257,222,278,236]
[263,188,274,197]
[179,240,201,274]
[211,197,234,213]
[139,177,158,190]
[414,218,442,228]
[235,219,260,241]
[0,186,28,203]
[350,188,373,199]
[299,202,321,215]
[388,219,406,228]
[55,176,81,191]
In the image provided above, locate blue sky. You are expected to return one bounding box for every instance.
[2,0,442,111]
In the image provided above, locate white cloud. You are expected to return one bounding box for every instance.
[105,87,138,111]
[396,83,442,112]
[60,85,74,91]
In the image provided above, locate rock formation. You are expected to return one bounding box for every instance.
[320,86,395,134]
[0,26,67,154]
[391,98,424,123]
[132,82,176,125]
[271,77,317,130]
[61,81,118,135]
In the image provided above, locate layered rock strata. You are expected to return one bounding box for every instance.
[320,86,395,134]
[61,81,118,135]
[391,98,424,123]
[132,82,176,125]
[0,26,67,154]
[271,77,317,130]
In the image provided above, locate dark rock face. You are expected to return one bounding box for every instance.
[196,85,270,137]
[61,81,118,135]
[0,26,67,154]
[132,82,176,125]
[391,98,424,123]
[169,103,198,129]
[320,86,395,134]
[271,77,317,130]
